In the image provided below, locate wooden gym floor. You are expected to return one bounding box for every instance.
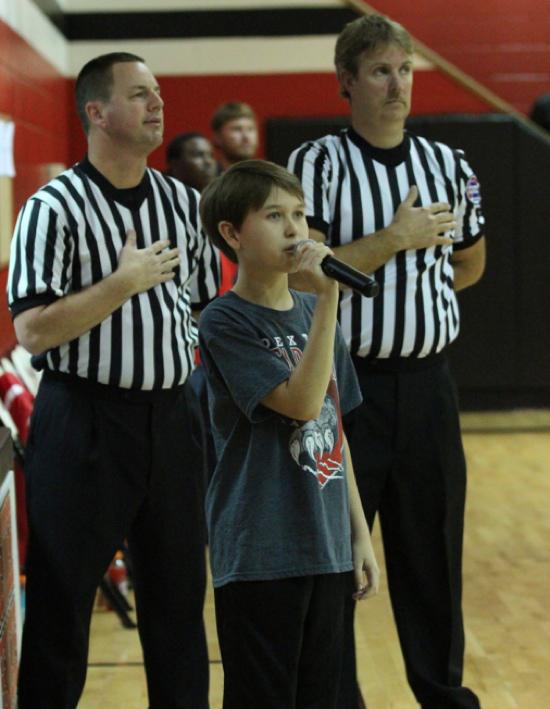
[80,411,550,709]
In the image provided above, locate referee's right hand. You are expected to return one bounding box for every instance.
[390,186,456,250]
[117,230,181,295]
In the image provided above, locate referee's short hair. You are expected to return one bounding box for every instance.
[200,159,304,264]
[75,52,145,134]
[335,14,413,99]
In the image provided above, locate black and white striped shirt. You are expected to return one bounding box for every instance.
[288,129,485,359]
[7,158,219,390]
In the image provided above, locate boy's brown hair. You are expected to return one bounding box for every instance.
[335,14,413,99]
[200,159,304,264]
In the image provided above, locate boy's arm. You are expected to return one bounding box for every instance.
[261,241,339,422]
[344,435,380,600]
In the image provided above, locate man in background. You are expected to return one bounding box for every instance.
[165,131,219,485]
[211,101,258,171]
[166,131,217,191]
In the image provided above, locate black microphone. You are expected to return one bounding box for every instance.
[320,255,379,298]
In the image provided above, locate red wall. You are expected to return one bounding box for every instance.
[368,0,550,115]
[0,18,70,356]
[0,268,12,358]
[70,70,493,170]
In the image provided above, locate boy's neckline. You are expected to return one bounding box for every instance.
[227,288,297,313]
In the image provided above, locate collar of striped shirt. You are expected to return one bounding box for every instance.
[78,155,152,211]
[346,128,410,167]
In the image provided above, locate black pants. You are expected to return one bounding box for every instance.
[18,373,209,709]
[215,573,351,709]
[340,354,480,709]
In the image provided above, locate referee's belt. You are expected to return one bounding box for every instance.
[42,370,186,404]
[352,350,446,373]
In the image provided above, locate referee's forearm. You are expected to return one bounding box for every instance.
[14,272,134,355]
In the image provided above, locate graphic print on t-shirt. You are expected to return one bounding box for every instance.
[267,333,345,489]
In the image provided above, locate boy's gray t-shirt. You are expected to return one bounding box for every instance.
[199,289,362,588]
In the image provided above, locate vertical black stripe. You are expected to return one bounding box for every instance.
[108,307,123,386]
[165,177,200,279]
[412,137,439,202]
[426,260,439,355]
[194,236,211,306]
[42,210,58,287]
[387,167,407,358]
[185,182,199,236]
[165,178,194,253]
[290,145,307,197]
[150,174,185,386]
[330,150,346,248]
[431,142,456,211]
[312,145,328,223]
[411,138,445,355]
[103,200,127,387]
[341,136,367,357]
[431,145,459,349]
[176,295,194,379]
[59,226,73,292]
[67,199,82,375]
[136,204,164,389]
[359,150,385,359]
[151,173,181,286]
[405,157,426,357]
[24,200,41,295]
[130,296,145,389]
[457,157,474,240]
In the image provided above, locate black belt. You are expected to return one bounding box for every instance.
[42,370,186,404]
[352,350,446,373]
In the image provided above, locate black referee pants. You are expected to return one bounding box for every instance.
[18,373,209,709]
[340,354,480,709]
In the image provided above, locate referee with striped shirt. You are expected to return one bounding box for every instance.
[289,15,485,709]
[8,53,218,709]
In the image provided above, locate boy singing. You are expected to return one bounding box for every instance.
[199,160,379,709]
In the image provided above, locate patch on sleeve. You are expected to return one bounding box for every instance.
[465,174,481,205]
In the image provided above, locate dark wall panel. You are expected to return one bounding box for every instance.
[517,127,550,389]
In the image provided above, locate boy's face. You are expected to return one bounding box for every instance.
[228,187,308,273]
